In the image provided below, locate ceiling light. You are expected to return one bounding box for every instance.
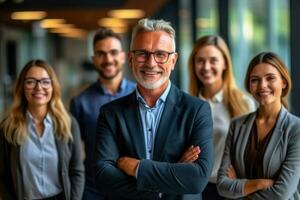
[59,28,87,39]
[50,27,85,35]
[40,19,66,28]
[11,11,46,20]
[108,9,145,19]
[98,18,127,28]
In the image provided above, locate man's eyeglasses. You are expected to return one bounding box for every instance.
[24,78,52,89]
[131,50,175,64]
[94,50,121,58]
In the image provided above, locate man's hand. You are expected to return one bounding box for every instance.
[179,145,201,163]
[227,164,237,179]
[117,156,140,177]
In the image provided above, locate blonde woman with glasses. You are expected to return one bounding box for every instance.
[0,59,84,200]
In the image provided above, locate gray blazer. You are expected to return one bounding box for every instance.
[217,107,300,200]
[0,116,84,200]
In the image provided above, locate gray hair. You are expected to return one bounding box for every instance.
[130,18,176,51]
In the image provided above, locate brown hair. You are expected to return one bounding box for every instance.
[188,35,250,117]
[93,27,122,49]
[244,52,291,108]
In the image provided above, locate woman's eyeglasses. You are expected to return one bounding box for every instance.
[24,78,52,89]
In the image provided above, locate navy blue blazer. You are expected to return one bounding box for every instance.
[94,84,214,200]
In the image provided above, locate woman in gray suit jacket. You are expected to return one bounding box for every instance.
[0,60,84,200]
[217,52,300,199]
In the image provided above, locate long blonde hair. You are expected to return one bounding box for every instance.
[245,52,291,109]
[0,59,72,145]
[188,35,250,117]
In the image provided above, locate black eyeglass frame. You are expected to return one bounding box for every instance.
[24,78,52,89]
[131,50,175,64]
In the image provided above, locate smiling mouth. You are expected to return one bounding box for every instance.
[200,72,213,78]
[256,91,272,97]
[32,93,46,97]
[102,64,115,69]
[141,70,162,75]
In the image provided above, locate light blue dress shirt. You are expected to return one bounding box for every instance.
[136,81,171,159]
[20,112,62,199]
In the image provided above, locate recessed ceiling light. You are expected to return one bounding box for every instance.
[108,9,145,19]
[98,18,127,28]
[40,19,66,28]
[11,11,46,20]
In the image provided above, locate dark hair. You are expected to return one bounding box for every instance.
[93,27,122,48]
[245,52,292,108]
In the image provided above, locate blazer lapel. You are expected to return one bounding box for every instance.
[235,112,256,177]
[124,92,146,159]
[11,144,23,200]
[263,107,287,175]
[55,138,64,171]
[153,85,180,161]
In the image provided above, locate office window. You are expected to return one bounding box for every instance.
[195,0,219,37]
[229,0,290,87]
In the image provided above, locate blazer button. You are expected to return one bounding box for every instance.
[158,193,163,198]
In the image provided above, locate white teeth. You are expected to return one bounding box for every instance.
[201,72,212,77]
[258,91,271,96]
[142,71,159,75]
[32,94,45,97]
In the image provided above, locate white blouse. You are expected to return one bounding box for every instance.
[199,90,256,183]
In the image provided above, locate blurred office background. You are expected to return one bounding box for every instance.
[0,0,300,116]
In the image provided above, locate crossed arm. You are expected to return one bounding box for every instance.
[226,164,273,196]
[217,122,300,199]
[117,145,201,176]
[94,102,213,198]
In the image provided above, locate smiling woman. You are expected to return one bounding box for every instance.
[188,35,255,200]
[24,66,53,112]
[0,59,84,200]
[217,52,300,200]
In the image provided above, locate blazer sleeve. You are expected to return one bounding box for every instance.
[136,101,214,194]
[69,117,85,199]
[69,98,79,121]
[94,108,158,199]
[69,98,85,141]
[248,124,300,200]
[0,128,15,200]
[217,121,248,199]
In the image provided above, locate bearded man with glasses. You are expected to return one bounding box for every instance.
[94,18,214,200]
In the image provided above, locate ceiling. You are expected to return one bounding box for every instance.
[0,0,170,33]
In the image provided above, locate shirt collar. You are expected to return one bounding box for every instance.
[136,80,171,107]
[26,110,52,124]
[98,78,128,95]
[199,89,223,103]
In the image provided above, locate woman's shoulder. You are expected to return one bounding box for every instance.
[241,93,256,111]
[231,111,256,126]
[284,109,300,128]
